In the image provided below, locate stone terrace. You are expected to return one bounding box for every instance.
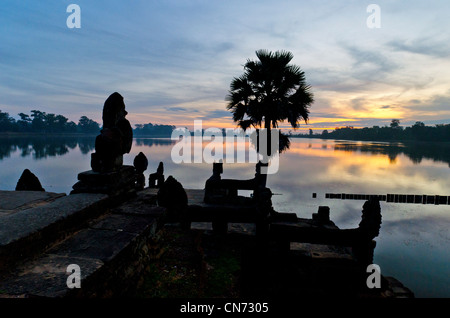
[0,189,414,298]
[0,189,164,297]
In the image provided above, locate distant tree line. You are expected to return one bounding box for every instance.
[304,120,450,142]
[0,110,176,137]
[0,110,100,134]
[134,123,176,136]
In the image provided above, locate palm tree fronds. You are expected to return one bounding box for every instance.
[226,49,314,153]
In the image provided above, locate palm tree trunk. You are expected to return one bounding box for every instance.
[256,117,271,189]
[265,118,271,157]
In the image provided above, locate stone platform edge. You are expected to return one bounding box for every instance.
[0,192,110,272]
[0,189,166,298]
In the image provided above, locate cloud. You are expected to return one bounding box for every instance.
[307,42,400,96]
[311,112,352,119]
[405,91,450,112]
[200,109,231,121]
[426,94,450,111]
[167,107,199,113]
[349,98,369,111]
[388,38,450,59]
[307,118,395,129]
[342,44,398,80]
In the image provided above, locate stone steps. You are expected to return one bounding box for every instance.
[0,192,110,272]
[0,189,165,298]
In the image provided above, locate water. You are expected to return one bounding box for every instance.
[0,135,448,297]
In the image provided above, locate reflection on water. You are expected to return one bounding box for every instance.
[277,140,450,198]
[330,140,450,166]
[0,135,96,159]
[1,136,448,167]
[135,138,177,147]
[0,136,450,167]
[0,136,178,161]
[0,136,448,297]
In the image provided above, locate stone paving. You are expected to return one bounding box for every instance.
[0,191,66,216]
[0,189,165,297]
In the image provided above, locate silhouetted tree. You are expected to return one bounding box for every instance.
[30,110,46,132]
[133,123,176,136]
[227,49,314,154]
[55,114,70,132]
[77,116,100,133]
[390,119,401,129]
[66,121,77,132]
[410,121,425,141]
[0,110,84,133]
[17,113,32,132]
[0,110,16,132]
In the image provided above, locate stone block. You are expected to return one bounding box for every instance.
[89,213,157,234]
[0,191,66,214]
[77,165,135,184]
[0,193,108,247]
[0,254,103,298]
[72,165,136,195]
[46,228,138,263]
[0,193,109,272]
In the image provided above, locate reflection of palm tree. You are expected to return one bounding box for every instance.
[226,50,314,155]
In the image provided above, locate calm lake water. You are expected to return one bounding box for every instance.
[0,135,448,298]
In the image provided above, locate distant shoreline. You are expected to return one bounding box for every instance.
[0,132,98,137]
[0,132,173,138]
[1,131,450,145]
[290,135,450,145]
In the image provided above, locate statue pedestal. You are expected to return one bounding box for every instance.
[71,165,136,196]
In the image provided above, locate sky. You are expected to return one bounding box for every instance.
[1,0,450,133]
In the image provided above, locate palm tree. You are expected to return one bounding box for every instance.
[226,49,314,156]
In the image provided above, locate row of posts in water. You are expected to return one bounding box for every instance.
[316,193,450,205]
